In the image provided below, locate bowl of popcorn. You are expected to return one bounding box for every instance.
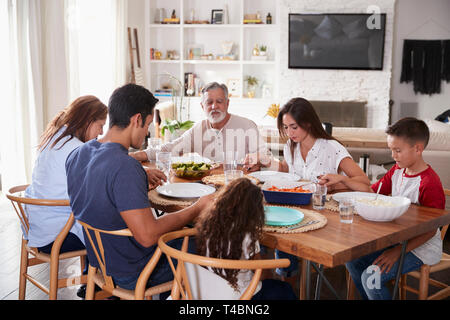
[354,195,411,222]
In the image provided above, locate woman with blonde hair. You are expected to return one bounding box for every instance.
[25,95,107,255]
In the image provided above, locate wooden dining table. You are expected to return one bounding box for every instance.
[144,162,450,300]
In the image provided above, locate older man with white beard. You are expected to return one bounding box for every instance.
[129,82,269,166]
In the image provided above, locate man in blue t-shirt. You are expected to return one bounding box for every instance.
[66,83,212,291]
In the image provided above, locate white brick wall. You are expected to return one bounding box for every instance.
[279,0,395,128]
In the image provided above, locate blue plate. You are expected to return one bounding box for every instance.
[264,206,304,226]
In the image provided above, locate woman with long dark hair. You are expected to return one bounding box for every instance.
[245,97,370,190]
[196,178,297,300]
[25,95,107,254]
[244,98,370,283]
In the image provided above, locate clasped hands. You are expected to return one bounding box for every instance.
[242,152,273,173]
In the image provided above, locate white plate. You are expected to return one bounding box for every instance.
[332,192,376,202]
[156,183,216,199]
[248,171,300,183]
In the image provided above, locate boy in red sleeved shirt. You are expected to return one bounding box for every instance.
[346,117,445,299]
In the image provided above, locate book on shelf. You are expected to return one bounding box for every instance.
[162,18,180,24]
[243,19,263,24]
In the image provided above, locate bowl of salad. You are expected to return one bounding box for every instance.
[172,161,212,180]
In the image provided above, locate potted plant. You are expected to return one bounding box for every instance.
[244,75,259,98]
[160,119,195,142]
[259,45,267,56]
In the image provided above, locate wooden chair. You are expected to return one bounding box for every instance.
[77,220,173,300]
[6,185,87,300]
[158,228,291,300]
[399,188,450,300]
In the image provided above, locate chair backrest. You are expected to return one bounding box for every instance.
[77,220,133,291]
[443,189,450,240]
[322,122,333,135]
[158,228,290,300]
[6,185,70,236]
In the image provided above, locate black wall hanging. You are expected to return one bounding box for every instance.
[400,39,450,95]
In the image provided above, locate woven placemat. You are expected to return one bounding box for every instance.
[324,195,359,215]
[148,189,195,207]
[324,195,339,212]
[263,206,327,234]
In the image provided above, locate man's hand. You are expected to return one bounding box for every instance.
[194,192,216,212]
[143,167,167,189]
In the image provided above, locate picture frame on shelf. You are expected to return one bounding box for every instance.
[211,9,224,24]
[186,44,203,60]
[262,84,273,99]
[227,79,241,97]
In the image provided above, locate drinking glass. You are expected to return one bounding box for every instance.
[312,183,327,210]
[156,151,172,184]
[339,198,354,224]
[149,138,162,163]
[150,138,162,150]
[222,151,238,171]
[224,170,243,185]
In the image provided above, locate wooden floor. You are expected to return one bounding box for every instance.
[0,192,449,300]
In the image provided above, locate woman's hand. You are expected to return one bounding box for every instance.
[372,246,402,274]
[143,167,167,189]
[318,173,345,187]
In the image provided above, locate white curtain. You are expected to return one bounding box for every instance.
[0,0,44,190]
[0,0,127,191]
[65,0,127,104]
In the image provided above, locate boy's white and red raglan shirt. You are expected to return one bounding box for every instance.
[371,164,446,265]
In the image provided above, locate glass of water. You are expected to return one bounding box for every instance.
[156,151,171,184]
[339,198,354,224]
[312,183,327,210]
[222,151,238,171]
[149,138,162,163]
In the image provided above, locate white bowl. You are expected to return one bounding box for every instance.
[353,195,411,222]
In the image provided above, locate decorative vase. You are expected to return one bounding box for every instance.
[247,85,256,98]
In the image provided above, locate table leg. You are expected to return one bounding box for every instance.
[154,208,165,217]
[299,259,307,300]
[392,240,408,300]
[311,262,342,300]
[305,260,311,300]
[314,264,323,300]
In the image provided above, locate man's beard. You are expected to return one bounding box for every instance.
[206,110,226,124]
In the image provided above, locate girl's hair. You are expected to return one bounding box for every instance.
[38,95,107,151]
[277,97,339,161]
[195,178,265,291]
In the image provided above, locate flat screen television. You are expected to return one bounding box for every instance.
[289,13,386,70]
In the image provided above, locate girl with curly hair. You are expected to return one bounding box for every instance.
[195,177,297,300]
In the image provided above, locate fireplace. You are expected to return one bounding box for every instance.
[310,101,368,128]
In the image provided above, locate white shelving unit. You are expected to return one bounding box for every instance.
[144,0,280,107]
